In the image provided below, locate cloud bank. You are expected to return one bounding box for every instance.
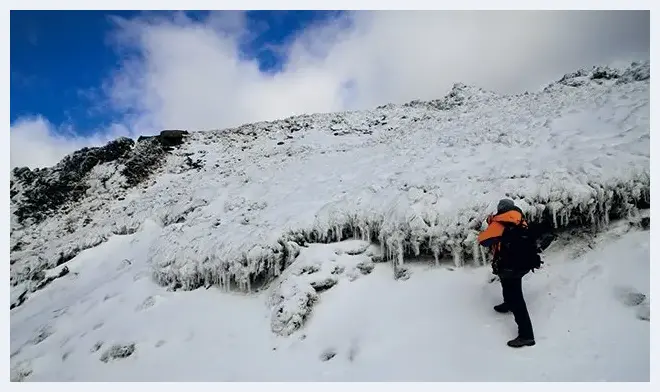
[10,10,650,169]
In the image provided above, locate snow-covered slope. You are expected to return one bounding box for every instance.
[10,216,649,381]
[10,61,649,302]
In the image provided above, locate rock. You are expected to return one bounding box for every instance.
[10,289,28,310]
[356,260,375,275]
[616,60,650,84]
[11,137,134,224]
[9,134,172,225]
[58,266,70,278]
[34,276,56,291]
[310,277,338,292]
[395,267,410,281]
[330,265,345,275]
[137,135,157,143]
[121,138,168,187]
[99,343,136,363]
[159,130,189,147]
[370,254,385,263]
[590,66,621,80]
[294,264,321,276]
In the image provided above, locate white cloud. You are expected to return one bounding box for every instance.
[10,10,650,169]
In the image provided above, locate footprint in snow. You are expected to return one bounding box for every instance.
[99,343,136,363]
[31,325,54,345]
[320,348,337,362]
[133,271,149,282]
[636,303,650,321]
[93,322,104,331]
[135,295,159,312]
[52,307,68,319]
[10,360,33,382]
[11,348,21,358]
[348,339,360,362]
[614,286,646,307]
[90,341,104,352]
[117,259,132,271]
[103,293,119,302]
[613,286,650,321]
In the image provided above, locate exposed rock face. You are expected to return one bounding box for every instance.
[548,60,650,90]
[159,129,189,147]
[11,137,135,224]
[10,131,189,226]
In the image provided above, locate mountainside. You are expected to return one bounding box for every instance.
[10,61,650,308]
[10,215,650,381]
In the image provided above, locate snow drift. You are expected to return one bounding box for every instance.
[9,61,650,299]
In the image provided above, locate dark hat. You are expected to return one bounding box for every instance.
[497,198,515,213]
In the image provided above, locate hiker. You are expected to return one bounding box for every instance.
[478,198,542,348]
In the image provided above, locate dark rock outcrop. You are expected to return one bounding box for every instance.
[159,130,189,148]
[11,137,135,224]
[547,60,650,90]
[11,130,190,225]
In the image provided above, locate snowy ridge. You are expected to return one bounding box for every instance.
[9,61,650,300]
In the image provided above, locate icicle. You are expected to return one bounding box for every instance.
[452,245,462,268]
[472,239,480,266]
[397,240,404,268]
[589,205,596,225]
[552,207,558,229]
[432,246,440,266]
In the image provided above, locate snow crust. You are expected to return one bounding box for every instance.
[9,61,650,295]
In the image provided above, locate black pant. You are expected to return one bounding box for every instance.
[500,275,534,339]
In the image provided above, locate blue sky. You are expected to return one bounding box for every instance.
[10,10,345,136]
[9,10,649,169]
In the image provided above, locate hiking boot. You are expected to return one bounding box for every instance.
[493,303,510,313]
[507,336,535,348]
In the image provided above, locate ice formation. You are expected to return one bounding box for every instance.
[9,61,650,301]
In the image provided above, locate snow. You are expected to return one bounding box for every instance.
[7,61,651,381]
[9,217,649,381]
[9,62,650,294]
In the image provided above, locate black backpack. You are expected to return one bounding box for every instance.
[498,222,544,273]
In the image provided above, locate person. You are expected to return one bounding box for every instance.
[478,198,537,348]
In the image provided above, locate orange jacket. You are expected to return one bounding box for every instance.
[478,208,528,254]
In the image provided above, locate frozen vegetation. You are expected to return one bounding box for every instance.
[9,61,650,304]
